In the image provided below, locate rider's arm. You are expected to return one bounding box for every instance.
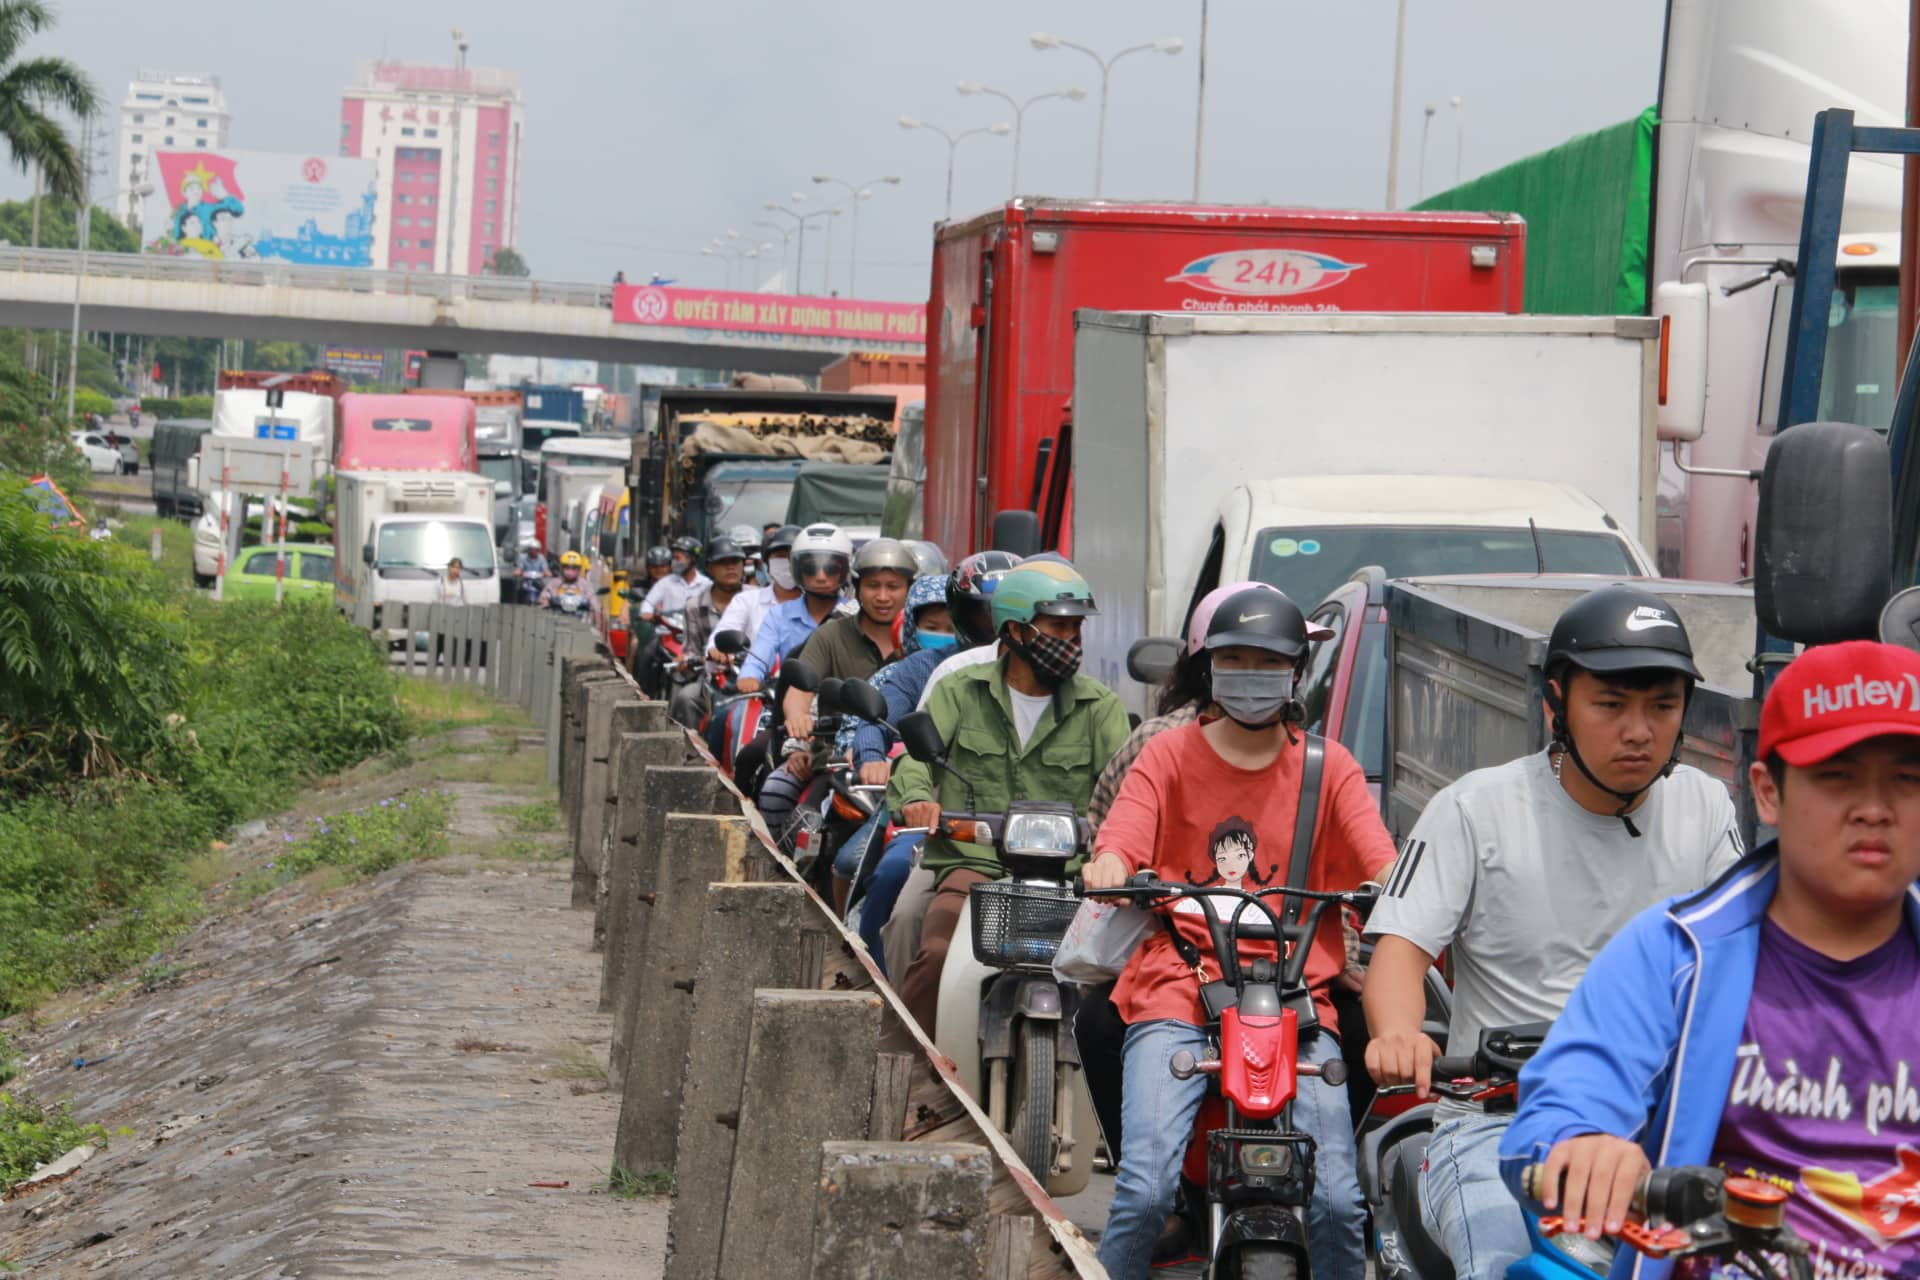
[886,676,962,818]
[1085,731,1176,886]
[638,575,670,619]
[1360,937,1444,1094]
[738,609,781,686]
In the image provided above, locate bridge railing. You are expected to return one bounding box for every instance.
[0,245,617,309]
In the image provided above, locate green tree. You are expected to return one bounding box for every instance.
[487,245,529,277]
[0,198,132,251]
[244,341,316,372]
[0,2,98,203]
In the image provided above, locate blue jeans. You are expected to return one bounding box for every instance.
[834,810,884,879]
[1097,1020,1366,1280]
[1420,1111,1529,1280]
[855,831,921,977]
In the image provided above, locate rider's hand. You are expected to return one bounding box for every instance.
[1538,1134,1651,1239]
[788,711,814,742]
[1364,1030,1442,1097]
[736,677,762,694]
[1080,851,1131,892]
[785,750,814,782]
[902,800,941,831]
[858,760,891,788]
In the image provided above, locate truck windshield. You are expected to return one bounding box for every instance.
[710,479,792,532]
[478,454,517,490]
[1249,525,1639,611]
[375,521,496,578]
[1818,276,1899,430]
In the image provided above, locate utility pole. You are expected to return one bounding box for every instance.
[445,29,468,276]
[1385,0,1408,208]
[65,112,95,422]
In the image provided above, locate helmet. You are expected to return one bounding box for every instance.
[728,523,762,555]
[1546,585,1701,682]
[645,544,671,568]
[1203,585,1311,658]
[851,537,919,583]
[1188,581,1284,656]
[791,523,853,589]
[905,540,949,579]
[704,536,745,564]
[765,524,801,556]
[669,535,701,557]
[990,561,1098,635]
[946,550,1021,647]
[559,550,588,571]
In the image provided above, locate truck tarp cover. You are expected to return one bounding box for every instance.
[1416,106,1654,316]
[784,463,889,528]
[677,421,887,466]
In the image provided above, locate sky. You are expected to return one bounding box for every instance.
[15,0,1669,302]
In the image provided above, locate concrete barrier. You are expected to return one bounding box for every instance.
[600,731,700,1002]
[560,664,624,886]
[571,682,646,910]
[713,990,883,1280]
[592,708,675,952]
[809,1142,994,1279]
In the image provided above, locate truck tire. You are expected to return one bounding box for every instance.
[1008,1020,1055,1179]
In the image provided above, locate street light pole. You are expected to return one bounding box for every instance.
[1193,0,1209,200]
[812,174,900,296]
[1030,33,1183,198]
[66,111,95,422]
[819,207,842,295]
[753,220,796,290]
[1386,0,1407,208]
[954,84,1086,195]
[1451,96,1466,184]
[898,117,1012,220]
[1418,104,1436,201]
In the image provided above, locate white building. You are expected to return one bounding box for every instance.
[118,71,229,231]
[339,60,525,276]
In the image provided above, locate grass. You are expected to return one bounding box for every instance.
[431,750,549,788]
[0,1090,108,1186]
[453,1037,528,1054]
[110,512,195,582]
[610,1165,674,1198]
[398,680,536,735]
[506,800,560,833]
[549,1041,608,1083]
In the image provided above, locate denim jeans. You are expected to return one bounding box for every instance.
[834,810,884,879]
[1097,1020,1366,1280]
[854,831,921,977]
[1420,1110,1530,1280]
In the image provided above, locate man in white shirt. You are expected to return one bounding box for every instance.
[638,535,710,622]
[713,524,800,657]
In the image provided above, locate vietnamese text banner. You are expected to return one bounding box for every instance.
[612,284,926,343]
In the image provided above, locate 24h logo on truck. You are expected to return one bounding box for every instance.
[1168,248,1367,298]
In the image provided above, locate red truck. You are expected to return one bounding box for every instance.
[819,351,928,392]
[922,200,1528,557]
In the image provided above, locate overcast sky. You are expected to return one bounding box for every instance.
[18,0,1667,300]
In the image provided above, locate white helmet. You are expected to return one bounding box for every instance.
[790,523,853,593]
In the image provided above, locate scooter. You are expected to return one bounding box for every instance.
[1093,872,1378,1279]
[895,710,1100,1197]
[1359,1022,1549,1280]
[1511,1163,1812,1280]
[786,677,893,900]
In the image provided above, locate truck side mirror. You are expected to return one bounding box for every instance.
[1654,281,1708,442]
[1755,422,1891,645]
[990,509,1041,557]
[1126,635,1184,686]
[897,711,948,765]
[361,542,374,565]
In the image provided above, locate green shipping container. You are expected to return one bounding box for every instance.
[1416,106,1656,317]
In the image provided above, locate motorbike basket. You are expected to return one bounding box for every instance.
[969,881,1080,971]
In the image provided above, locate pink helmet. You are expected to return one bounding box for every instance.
[1188,580,1334,654]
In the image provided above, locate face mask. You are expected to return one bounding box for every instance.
[768,557,796,590]
[672,556,692,576]
[1211,667,1295,727]
[918,630,958,653]
[1019,628,1083,688]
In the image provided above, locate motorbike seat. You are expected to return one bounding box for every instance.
[1385,1129,1455,1280]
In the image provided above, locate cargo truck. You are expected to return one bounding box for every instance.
[1069,311,1663,714]
[336,393,478,474]
[819,351,927,392]
[333,470,496,641]
[922,200,1529,557]
[192,387,338,588]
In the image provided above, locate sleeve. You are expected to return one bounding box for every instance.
[791,625,832,677]
[1319,747,1398,887]
[1088,692,1134,782]
[1498,908,1681,1203]
[640,576,669,615]
[916,653,962,711]
[715,590,752,640]
[1701,783,1746,879]
[1360,784,1479,957]
[887,676,964,811]
[1092,732,1174,874]
[739,609,781,683]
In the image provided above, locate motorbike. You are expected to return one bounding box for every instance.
[1513,1163,1812,1280]
[785,677,893,902]
[893,709,1100,1197]
[1359,1022,1549,1280]
[546,580,590,620]
[1092,871,1377,1280]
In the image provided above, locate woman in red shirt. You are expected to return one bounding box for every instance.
[1081,586,1397,1280]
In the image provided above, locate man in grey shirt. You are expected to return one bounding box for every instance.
[1361,585,1743,1280]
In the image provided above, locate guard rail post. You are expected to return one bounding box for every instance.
[589,701,666,945]
[808,1142,994,1279]
[600,731,698,1000]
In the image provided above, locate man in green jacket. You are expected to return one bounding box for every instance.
[894,560,1131,1037]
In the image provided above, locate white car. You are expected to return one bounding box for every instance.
[70,432,121,474]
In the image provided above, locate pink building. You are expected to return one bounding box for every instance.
[338,60,524,276]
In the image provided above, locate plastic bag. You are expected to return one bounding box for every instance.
[1052,897,1155,985]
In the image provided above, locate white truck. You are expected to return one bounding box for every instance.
[1069,311,1663,712]
[333,470,497,640]
[191,388,338,587]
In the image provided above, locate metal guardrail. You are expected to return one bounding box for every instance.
[0,246,618,310]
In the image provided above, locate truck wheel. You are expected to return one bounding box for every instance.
[1232,1242,1301,1280]
[1008,1020,1055,1179]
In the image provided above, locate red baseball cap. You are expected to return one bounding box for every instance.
[1759,640,1920,766]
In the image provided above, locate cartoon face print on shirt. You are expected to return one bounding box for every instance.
[1174,817,1275,917]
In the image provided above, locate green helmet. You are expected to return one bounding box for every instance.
[990,561,1099,634]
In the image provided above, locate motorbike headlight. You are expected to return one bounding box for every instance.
[1239,1143,1292,1177]
[1002,809,1078,857]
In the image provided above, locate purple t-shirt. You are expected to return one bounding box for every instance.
[1703,916,1920,1278]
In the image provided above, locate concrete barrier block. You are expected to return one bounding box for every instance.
[591,702,673,946]
[600,732,698,997]
[571,683,644,909]
[809,1142,993,1280]
[713,990,883,1280]
[661,883,830,1280]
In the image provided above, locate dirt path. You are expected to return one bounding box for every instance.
[0,734,666,1277]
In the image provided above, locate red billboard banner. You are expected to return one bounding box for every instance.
[611,284,926,344]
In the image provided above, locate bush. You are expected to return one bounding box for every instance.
[0,1090,107,1186]
[277,788,453,878]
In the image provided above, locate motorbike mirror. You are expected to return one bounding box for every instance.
[1754,421,1891,644]
[989,508,1041,557]
[1880,586,1920,653]
[781,659,821,696]
[816,677,845,716]
[837,677,889,723]
[1126,635,1184,686]
[713,629,750,656]
[897,711,948,764]
[1320,1057,1348,1088]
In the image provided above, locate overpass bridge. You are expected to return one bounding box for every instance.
[0,249,922,375]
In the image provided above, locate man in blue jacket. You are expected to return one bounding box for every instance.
[1503,639,1920,1280]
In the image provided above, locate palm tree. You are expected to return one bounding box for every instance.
[0,1,97,203]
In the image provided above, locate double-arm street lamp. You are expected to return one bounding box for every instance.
[1030,32,1183,197]
[810,174,900,297]
[898,116,1011,220]
[954,82,1086,195]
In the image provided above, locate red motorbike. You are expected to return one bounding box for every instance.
[1095,874,1376,1280]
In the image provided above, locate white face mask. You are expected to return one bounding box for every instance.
[768,556,796,590]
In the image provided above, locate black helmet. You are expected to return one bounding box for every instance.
[704,536,745,565]
[947,550,1021,647]
[670,535,701,557]
[645,544,671,568]
[765,524,801,555]
[1203,586,1311,658]
[1546,586,1701,682]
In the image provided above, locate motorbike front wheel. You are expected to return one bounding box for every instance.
[1230,1242,1301,1280]
[1007,1020,1055,1179]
